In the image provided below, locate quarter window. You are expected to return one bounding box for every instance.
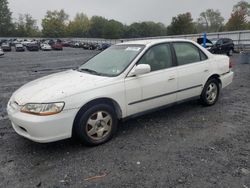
[173,43,202,65]
[200,51,208,61]
[138,43,173,72]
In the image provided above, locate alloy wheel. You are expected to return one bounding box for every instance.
[86,111,112,141]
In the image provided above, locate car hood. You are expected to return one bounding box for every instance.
[12,69,113,105]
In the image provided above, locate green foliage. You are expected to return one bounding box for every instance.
[124,22,167,38]
[103,19,125,39]
[0,0,14,36]
[197,9,225,32]
[226,11,248,31]
[15,14,40,37]
[233,0,250,16]
[42,10,69,37]
[167,12,195,35]
[88,16,109,38]
[226,0,250,31]
[67,13,90,37]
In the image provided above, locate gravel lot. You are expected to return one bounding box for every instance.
[0,48,249,188]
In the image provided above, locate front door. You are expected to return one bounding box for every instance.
[125,43,177,116]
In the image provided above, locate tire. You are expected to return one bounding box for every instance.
[200,78,220,106]
[73,103,118,146]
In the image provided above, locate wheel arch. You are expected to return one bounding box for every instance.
[206,74,222,87]
[72,97,122,134]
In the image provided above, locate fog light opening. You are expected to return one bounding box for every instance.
[19,126,27,133]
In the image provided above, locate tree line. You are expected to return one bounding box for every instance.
[0,0,250,39]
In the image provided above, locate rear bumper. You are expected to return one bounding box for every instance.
[220,71,234,88]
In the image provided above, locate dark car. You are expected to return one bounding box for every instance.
[48,40,55,46]
[15,44,25,52]
[26,43,39,51]
[88,43,98,50]
[197,38,234,56]
[52,42,63,50]
[97,43,111,51]
[1,43,11,52]
[210,38,234,56]
[0,39,8,46]
[83,43,90,50]
[62,41,70,47]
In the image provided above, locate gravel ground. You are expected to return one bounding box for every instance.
[0,48,249,188]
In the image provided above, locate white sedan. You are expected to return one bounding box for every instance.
[7,39,234,146]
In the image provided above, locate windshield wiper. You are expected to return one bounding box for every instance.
[78,68,102,75]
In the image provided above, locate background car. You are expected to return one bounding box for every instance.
[82,43,90,50]
[1,43,11,52]
[52,42,63,50]
[41,43,52,51]
[62,41,70,47]
[97,43,111,51]
[0,48,4,56]
[26,43,39,51]
[90,43,99,50]
[209,38,234,56]
[15,44,25,52]
[197,37,234,56]
[0,39,7,46]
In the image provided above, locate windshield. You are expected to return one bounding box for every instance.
[78,44,144,77]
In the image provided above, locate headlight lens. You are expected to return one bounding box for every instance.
[21,102,65,116]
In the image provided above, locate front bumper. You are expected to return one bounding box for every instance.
[7,102,78,143]
[220,71,234,88]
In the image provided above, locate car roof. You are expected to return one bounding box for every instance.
[117,38,194,47]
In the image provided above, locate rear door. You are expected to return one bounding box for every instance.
[172,42,210,101]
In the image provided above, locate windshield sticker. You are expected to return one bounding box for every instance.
[125,47,141,51]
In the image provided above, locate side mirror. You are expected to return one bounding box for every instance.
[129,64,151,76]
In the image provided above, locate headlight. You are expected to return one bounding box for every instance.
[21,102,65,116]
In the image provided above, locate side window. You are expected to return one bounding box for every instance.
[223,39,229,44]
[138,43,173,72]
[173,43,201,65]
[217,39,223,45]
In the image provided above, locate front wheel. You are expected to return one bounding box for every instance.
[200,78,220,106]
[73,104,118,146]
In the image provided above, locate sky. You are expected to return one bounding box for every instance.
[8,0,241,27]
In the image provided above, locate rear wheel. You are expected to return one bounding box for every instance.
[200,78,220,106]
[227,48,233,56]
[73,103,117,146]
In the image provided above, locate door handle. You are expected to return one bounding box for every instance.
[204,69,209,72]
